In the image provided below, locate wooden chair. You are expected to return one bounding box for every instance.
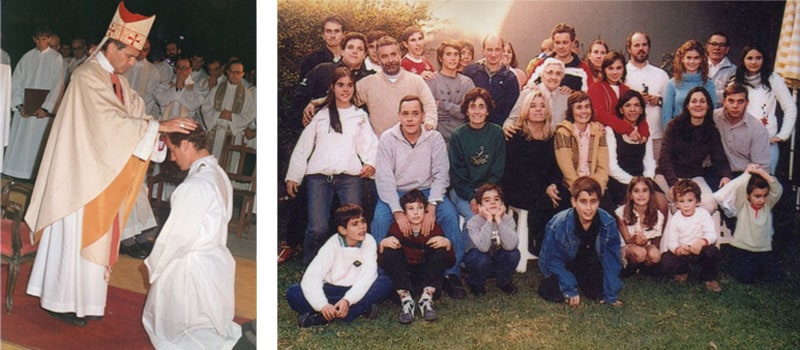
[1,180,35,313]
[219,143,257,239]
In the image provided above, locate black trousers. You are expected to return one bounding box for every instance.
[380,247,449,301]
[538,252,604,303]
[661,245,721,281]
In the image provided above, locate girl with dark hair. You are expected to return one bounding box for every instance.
[285,66,379,265]
[584,39,608,82]
[605,90,655,205]
[615,176,665,269]
[502,41,527,90]
[732,43,797,173]
[588,51,649,142]
[662,40,718,128]
[656,86,732,213]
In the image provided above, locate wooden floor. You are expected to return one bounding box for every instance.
[1,253,257,349]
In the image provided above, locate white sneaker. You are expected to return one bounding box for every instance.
[399,299,415,324]
[418,298,437,321]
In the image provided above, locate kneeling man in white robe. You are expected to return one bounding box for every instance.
[143,127,241,349]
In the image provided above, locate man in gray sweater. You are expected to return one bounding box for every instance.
[371,95,466,299]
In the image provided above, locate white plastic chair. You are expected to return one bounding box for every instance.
[509,206,538,273]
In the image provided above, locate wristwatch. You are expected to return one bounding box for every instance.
[429,200,439,207]
[657,97,663,107]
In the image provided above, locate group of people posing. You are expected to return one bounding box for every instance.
[283,17,795,327]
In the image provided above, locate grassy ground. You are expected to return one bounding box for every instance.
[277,215,800,349]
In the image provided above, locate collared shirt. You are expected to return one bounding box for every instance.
[708,57,736,107]
[574,124,591,177]
[712,108,771,172]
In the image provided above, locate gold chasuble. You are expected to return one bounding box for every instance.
[26,58,156,267]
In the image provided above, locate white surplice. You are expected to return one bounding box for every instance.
[1,49,11,171]
[3,46,65,179]
[124,58,162,117]
[143,155,241,349]
[200,82,256,164]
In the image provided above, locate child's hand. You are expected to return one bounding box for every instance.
[633,232,647,246]
[478,205,493,221]
[674,246,690,256]
[494,205,507,223]
[380,237,401,253]
[333,299,350,319]
[689,239,706,255]
[320,304,337,321]
[566,295,581,307]
[427,236,451,251]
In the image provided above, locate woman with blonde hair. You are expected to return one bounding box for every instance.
[503,90,566,254]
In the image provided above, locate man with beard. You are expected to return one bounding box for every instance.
[339,36,437,137]
[623,32,669,162]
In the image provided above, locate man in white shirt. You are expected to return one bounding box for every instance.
[156,39,179,84]
[123,38,161,117]
[189,52,208,85]
[201,59,256,161]
[155,57,204,121]
[3,26,65,180]
[623,31,669,163]
[706,32,737,108]
[143,127,241,348]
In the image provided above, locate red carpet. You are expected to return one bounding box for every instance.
[1,264,248,350]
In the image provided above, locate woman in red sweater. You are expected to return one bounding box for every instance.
[588,51,649,143]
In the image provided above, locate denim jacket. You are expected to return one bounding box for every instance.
[538,208,623,303]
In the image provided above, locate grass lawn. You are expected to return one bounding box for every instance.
[277,215,800,349]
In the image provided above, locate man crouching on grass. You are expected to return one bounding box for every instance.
[537,176,623,306]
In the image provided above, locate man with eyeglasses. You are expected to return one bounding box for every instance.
[201,59,256,162]
[155,57,203,121]
[706,32,736,108]
[66,38,89,82]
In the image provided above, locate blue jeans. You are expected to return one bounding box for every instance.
[448,189,475,223]
[463,248,520,288]
[370,188,464,277]
[285,275,392,323]
[769,143,779,174]
[304,174,363,265]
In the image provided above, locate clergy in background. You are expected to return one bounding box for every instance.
[201,59,256,165]
[2,26,65,180]
[143,127,242,348]
[24,2,196,327]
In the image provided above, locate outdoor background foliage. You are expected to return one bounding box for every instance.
[277,0,435,175]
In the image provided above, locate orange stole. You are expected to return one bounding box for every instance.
[82,156,150,266]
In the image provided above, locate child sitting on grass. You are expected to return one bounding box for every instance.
[463,183,520,296]
[379,190,455,324]
[661,179,722,292]
[615,176,665,270]
[723,164,783,284]
[285,204,392,328]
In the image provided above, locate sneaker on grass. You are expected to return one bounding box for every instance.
[297,312,328,328]
[399,299,415,324]
[418,298,437,321]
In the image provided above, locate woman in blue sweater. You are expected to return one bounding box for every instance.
[662,40,717,129]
